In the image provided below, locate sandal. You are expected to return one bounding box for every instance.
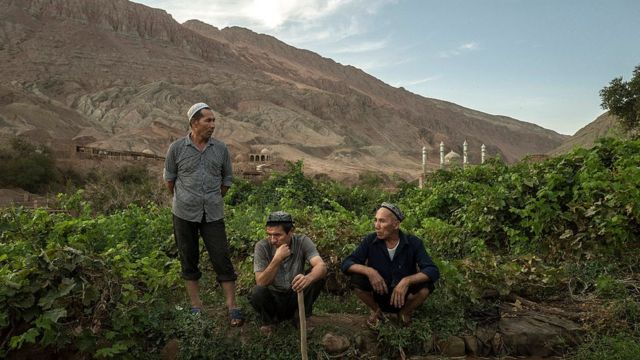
[229,308,244,327]
[190,307,202,315]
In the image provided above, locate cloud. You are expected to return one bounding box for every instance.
[135,0,399,69]
[459,42,478,50]
[351,55,415,71]
[394,75,441,87]
[244,0,351,29]
[331,38,389,54]
[272,14,365,45]
[136,0,400,51]
[438,41,480,58]
[137,0,368,29]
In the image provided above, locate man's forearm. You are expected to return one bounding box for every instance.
[346,263,372,276]
[221,185,230,197]
[166,181,174,195]
[401,272,430,286]
[255,258,283,286]
[306,262,327,283]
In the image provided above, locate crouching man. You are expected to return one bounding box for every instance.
[250,211,327,334]
[341,202,439,327]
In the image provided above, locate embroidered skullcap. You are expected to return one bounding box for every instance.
[187,102,210,121]
[380,202,404,222]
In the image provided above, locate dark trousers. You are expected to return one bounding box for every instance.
[250,279,325,325]
[350,273,431,313]
[172,214,237,282]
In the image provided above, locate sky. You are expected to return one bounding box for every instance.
[134,0,640,135]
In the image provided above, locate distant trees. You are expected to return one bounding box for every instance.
[0,137,58,193]
[600,64,640,134]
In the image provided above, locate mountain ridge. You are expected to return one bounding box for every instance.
[0,0,568,179]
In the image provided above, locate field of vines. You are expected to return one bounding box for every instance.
[1,138,639,359]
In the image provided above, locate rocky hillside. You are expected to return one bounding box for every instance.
[550,112,624,155]
[0,0,568,179]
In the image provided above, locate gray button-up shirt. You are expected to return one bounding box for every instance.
[163,134,233,222]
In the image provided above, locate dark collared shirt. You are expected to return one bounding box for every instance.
[163,134,232,222]
[341,231,440,288]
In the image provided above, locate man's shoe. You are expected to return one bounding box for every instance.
[190,307,202,315]
[229,308,244,327]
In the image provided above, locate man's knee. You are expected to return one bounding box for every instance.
[353,287,371,296]
[250,285,271,304]
[349,273,372,292]
[410,287,430,303]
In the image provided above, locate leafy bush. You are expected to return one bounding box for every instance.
[2,137,640,358]
[0,205,180,358]
[0,137,59,192]
[574,335,640,360]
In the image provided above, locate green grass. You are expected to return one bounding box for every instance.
[314,292,368,315]
[572,335,640,360]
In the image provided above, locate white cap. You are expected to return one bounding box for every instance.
[187,102,210,121]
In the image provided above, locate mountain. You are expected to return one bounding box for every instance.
[549,112,624,155]
[0,0,568,180]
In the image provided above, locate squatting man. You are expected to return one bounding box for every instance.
[342,202,439,327]
[250,211,327,335]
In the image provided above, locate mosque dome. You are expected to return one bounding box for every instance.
[444,150,461,164]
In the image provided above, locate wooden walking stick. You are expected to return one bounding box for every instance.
[297,291,308,360]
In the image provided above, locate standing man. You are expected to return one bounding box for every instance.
[163,102,243,326]
[251,211,327,335]
[341,202,439,327]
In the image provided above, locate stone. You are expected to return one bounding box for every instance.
[475,322,498,356]
[498,313,583,356]
[322,332,351,354]
[354,332,378,353]
[438,336,466,357]
[491,332,504,355]
[462,335,479,355]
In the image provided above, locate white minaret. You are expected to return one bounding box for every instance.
[481,144,486,164]
[463,140,468,168]
[439,141,445,169]
[422,146,427,175]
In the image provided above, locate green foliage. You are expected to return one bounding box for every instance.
[243,160,324,210]
[573,335,640,360]
[0,137,59,192]
[377,318,432,357]
[164,309,320,360]
[115,164,150,184]
[600,64,640,134]
[406,138,640,265]
[2,138,640,358]
[81,165,169,214]
[595,274,627,299]
[0,205,180,358]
